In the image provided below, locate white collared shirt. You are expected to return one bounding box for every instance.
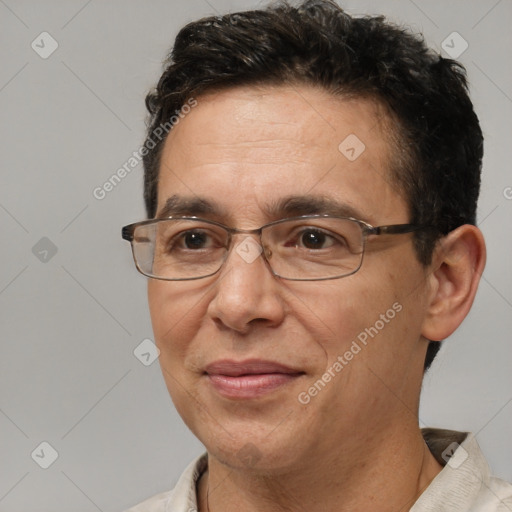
[125,429,512,512]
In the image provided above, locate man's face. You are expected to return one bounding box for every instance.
[148,85,432,471]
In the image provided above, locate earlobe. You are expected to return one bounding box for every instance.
[421,225,486,341]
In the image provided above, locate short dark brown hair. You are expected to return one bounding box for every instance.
[141,0,483,370]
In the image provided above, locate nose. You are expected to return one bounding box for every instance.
[206,235,285,334]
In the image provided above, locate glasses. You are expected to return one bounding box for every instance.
[122,215,425,282]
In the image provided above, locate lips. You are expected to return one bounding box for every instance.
[204,359,304,399]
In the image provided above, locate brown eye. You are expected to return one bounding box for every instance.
[182,230,210,249]
[296,228,339,250]
[300,229,330,249]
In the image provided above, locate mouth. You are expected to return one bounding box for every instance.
[204,359,305,399]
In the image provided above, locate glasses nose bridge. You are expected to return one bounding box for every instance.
[222,225,272,270]
[229,225,263,236]
[226,225,265,246]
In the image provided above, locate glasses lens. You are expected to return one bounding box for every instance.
[132,219,228,280]
[264,217,364,280]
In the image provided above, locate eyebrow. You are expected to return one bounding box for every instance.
[156,194,368,223]
[267,195,368,221]
[156,195,224,219]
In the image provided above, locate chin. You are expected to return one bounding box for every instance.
[208,437,301,474]
[168,376,323,473]
[187,412,313,474]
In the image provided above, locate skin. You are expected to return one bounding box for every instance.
[147,84,486,512]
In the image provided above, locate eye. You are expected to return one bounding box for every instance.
[297,228,336,249]
[155,221,227,258]
[174,229,218,250]
[181,230,210,249]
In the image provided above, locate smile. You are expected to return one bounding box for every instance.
[204,359,304,399]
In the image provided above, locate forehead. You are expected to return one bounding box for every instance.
[157,85,408,225]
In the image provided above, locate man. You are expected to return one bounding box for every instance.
[122,1,511,510]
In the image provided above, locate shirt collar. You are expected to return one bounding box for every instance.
[411,428,491,511]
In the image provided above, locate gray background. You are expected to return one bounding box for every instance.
[0,0,510,510]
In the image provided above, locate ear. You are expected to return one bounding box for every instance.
[421,225,486,341]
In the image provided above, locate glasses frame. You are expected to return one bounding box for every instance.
[122,215,427,282]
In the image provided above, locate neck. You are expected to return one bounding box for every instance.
[197,426,443,512]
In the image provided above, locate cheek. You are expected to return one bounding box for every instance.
[296,277,386,353]
[297,272,417,389]
[147,281,211,426]
[147,280,207,361]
